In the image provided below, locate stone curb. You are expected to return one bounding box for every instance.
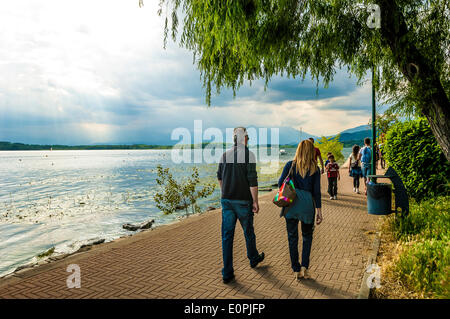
[357,231,381,299]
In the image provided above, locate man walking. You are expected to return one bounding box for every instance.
[309,137,324,174]
[217,127,265,284]
[358,137,372,195]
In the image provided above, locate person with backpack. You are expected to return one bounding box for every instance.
[358,138,372,195]
[217,127,265,284]
[277,140,322,280]
[348,144,363,194]
[326,154,340,200]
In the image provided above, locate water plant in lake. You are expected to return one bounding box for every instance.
[153,165,215,217]
[37,247,55,259]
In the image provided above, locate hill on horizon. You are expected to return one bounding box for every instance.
[0,124,372,149]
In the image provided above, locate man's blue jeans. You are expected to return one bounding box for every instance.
[221,199,259,280]
[285,218,314,272]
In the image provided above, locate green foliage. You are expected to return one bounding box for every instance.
[384,118,449,200]
[314,134,344,163]
[153,165,215,217]
[387,196,450,242]
[385,196,450,298]
[369,111,400,136]
[154,0,450,116]
[395,237,450,298]
[37,247,55,258]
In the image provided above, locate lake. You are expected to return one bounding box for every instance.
[0,147,352,277]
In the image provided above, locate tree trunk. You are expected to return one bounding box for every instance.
[378,0,450,161]
[423,97,450,161]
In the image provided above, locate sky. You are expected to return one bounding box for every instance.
[0,0,376,145]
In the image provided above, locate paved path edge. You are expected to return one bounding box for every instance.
[357,232,381,299]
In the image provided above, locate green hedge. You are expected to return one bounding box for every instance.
[384,118,449,201]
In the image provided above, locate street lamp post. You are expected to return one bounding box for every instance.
[371,66,376,175]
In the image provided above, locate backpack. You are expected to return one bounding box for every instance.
[361,146,371,163]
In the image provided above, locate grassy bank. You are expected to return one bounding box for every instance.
[374,196,450,299]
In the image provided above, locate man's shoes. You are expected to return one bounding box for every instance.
[250,252,265,268]
[294,271,303,280]
[334,195,337,200]
[223,274,235,284]
[329,196,334,200]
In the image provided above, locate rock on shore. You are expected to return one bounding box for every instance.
[123,219,155,231]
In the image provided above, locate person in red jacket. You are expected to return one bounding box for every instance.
[326,154,340,200]
[308,138,324,174]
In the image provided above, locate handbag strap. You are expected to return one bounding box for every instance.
[283,160,296,184]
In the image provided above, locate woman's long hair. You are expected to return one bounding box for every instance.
[293,140,317,178]
[352,144,360,158]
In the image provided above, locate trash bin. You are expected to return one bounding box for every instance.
[367,181,393,215]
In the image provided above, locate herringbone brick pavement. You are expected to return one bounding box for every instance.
[0,169,380,299]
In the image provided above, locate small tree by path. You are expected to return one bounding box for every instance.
[153,165,215,217]
[315,135,344,164]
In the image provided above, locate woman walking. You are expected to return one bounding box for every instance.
[348,145,363,194]
[278,140,323,280]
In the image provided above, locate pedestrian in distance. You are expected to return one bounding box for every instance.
[358,138,372,195]
[324,152,332,167]
[326,154,340,200]
[308,137,324,175]
[348,145,363,194]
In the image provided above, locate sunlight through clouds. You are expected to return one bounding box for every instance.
[0,0,373,145]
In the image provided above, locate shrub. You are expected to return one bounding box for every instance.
[387,196,450,241]
[315,134,344,164]
[384,118,449,201]
[153,165,215,217]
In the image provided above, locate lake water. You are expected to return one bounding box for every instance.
[0,147,351,277]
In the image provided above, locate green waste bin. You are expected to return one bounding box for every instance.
[367,181,392,215]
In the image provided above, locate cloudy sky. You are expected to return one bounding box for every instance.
[0,0,375,145]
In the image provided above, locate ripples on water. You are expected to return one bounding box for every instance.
[0,149,289,277]
[0,148,352,277]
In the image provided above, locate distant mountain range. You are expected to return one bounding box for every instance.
[0,124,372,150]
[339,124,371,134]
[280,124,372,146]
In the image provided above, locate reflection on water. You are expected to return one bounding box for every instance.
[0,147,352,277]
[0,149,275,277]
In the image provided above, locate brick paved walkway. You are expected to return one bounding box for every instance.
[0,169,379,299]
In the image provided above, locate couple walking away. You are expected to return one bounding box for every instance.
[217,128,323,283]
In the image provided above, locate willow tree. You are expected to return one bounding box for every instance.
[145,0,450,160]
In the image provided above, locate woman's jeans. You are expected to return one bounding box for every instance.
[221,199,259,279]
[353,176,360,188]
[285,218,314,272]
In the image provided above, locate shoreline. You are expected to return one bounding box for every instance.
[0,190,277,284]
